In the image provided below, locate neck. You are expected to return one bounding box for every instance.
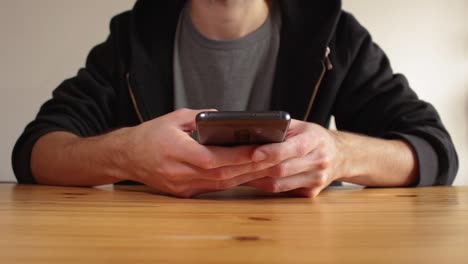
[190,0,270,41]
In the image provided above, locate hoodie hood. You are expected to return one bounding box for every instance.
[126,0,343,120]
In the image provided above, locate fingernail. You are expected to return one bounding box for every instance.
[253,151,267,162]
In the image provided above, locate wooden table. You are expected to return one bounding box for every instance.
[0,183,467,264]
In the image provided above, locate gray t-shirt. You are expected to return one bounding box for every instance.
[173,1,281,111]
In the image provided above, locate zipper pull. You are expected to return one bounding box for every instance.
[325,47,333,70]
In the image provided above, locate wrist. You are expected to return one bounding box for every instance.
[329,130,354,181]
[98,127,135,182]
[329,130,418,186]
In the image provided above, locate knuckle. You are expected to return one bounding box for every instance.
[169,184,195,198]
[230,149,249,164]
[302,189,315,198]
[296,140,309,156]
[212,167,231,180]
[171,109,184,118]
[164,171,182,182]
[252,161,266,171]
[314,172,328,186]
[197,154,215,169]
[265,180,283,193]
[317,158,330,170]
[268,148,285,163]
[318,148,329,158]
[247,162,261,172]
[173,190,193,198]
[166,182,183,196]
[214,179,233,191]
[157,166,179,182]
[176,108,190,115]
[163,168,186,183]
[272,181,284,193]
[271,163,288,178]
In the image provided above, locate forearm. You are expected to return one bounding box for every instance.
[334,131,418,187]
[30,129,131,187]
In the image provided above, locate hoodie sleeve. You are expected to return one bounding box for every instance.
[11,15,126,184]
[332,13,458,186]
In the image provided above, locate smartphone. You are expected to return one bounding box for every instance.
[195,111,291,146]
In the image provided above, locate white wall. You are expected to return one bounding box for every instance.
[343,0,468,185]
[0,0,466,185]
[0,0,136,182]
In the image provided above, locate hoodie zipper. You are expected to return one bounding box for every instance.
[303,47,333,121]
[126,72,145,124]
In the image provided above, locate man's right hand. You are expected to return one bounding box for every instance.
[31,109,276,197]
[115,109,275,197]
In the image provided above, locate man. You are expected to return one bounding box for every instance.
[12,0,458,197]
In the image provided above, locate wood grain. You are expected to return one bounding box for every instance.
[0,184,467,264]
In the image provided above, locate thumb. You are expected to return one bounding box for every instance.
[172,108,218,131]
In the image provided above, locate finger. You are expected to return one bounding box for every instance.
[167,109,262,168]
[168,168,265,198]
[202,160,277,180]
[168,160,276,181]
[245,171,329,194]
[291,185,327,198]
[145,161,274,198]
[161,110,257,169]
[285,188,315,198]
[180,169,270,194]
[169,108,217,132]
[252,121,323,163]
[173,139,258,169]
[265,150,330,178]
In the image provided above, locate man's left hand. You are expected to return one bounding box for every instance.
[244,119,345,197]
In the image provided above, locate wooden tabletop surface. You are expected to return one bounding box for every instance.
[0,183,467,264]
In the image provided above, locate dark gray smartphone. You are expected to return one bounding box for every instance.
[195,111,291,146]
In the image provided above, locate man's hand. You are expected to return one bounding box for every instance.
[118,109,273,197]
[31,113,416,198]
[31,109,275,197]
[242,120,342,197]
[243,119,418,197]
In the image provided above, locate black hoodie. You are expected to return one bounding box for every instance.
[12,0,458,186]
